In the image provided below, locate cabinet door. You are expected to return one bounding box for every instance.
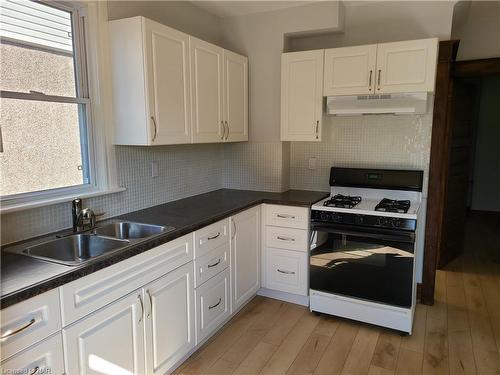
[0,334,64,375]
[63,291,146,375]
[281,50,324,142]
[375,38,438,94]
[223,50,248,142]
[231,206,261,313]
[144,19,192,145]
[323,45,377,95]
[190,37,224,143]
[144,262,194,375]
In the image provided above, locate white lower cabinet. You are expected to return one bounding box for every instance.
[266,248,308,296]
[145,262,195,375]
[231,206,261,313]
[195,268,230,345]
[0,333,65,375]
[63,291,146,375]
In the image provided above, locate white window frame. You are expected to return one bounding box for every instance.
[0,1,123,213]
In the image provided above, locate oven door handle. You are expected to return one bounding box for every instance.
[311,225,415,244]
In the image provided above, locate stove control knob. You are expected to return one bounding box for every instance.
[320,212,329,221]
[332,214,342,222]
[355,215,365,224]
[392,218,401,228]
[377,217,389,227]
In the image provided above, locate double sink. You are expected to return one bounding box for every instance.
[15,222,174,266]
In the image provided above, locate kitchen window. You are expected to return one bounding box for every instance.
[0,0,120,211]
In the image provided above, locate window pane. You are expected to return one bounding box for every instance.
[0,98,89,196]
[0,0,76,96]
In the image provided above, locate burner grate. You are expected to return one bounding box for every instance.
[375,198,411,213]
[323,194,362,209]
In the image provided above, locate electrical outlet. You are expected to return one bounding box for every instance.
[151,161,159,178]
[308,157,317,170]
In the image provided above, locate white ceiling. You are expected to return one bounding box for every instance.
[191,1,317,18]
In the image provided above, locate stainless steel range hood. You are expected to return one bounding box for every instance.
[326,92,429,115]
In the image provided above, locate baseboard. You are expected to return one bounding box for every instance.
[257,288,309,306]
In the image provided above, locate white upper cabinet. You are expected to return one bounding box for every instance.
[375,38,438,94]
[144,19,192,145]
[109,17,191,145]
[224,50,248,142]
[109,16,248,146]
[190,37,225,143]
[281,50,324,142]
[324,44,377,96]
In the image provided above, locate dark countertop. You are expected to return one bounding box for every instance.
[1,189,328,308]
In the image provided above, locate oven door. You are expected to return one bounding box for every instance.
[310,223,415,308]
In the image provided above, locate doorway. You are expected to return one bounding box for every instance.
[422,46,500,305]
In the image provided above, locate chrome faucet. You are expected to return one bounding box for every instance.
[72,198,97,232]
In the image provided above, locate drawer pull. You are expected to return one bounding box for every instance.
[207,232,221,240]
[207,259,221,268]
[1,318,36,340]
[277,236,295,242]
[277,269,296,275]
[29,366,40,375]
[209,298,222,310]
[277,214,295,219]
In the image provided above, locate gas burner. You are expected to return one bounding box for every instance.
[375,198,411,213]
[323,194,362,209]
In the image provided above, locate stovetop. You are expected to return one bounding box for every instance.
[312,187,421,219]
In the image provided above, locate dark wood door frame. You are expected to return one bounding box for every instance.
[421,40,460,305]
[421,44,500,305]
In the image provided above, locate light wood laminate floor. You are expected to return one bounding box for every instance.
[175,214,500,375]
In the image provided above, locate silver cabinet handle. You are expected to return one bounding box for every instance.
[146,289,152,318]
[1,318,36,340]
[277,236,295,242]
[207,232,220,240]
[368,70,373,90]
[315,120,319,140]
[277,269,295,275]
[207,259,221,268]
[138,294,144,323]
[225,121,229,140]
[151,116,158,142]
[377,69,381,91]
[220,121,225,140]
[208,298,222,310]
[277,214,295,219]
[29,366,40,375]
[232,217,236,240]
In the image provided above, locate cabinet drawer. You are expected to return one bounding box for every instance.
[266,226,308,252]
[1,289,61,361]
[60,233,193,326]
[0,333,64,374]
[266,248,308,296]
[194,219,229,258]
[194,242,230,287]
[265,205,309,229]
[195,268,230,344]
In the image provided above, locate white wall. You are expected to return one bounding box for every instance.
[290,1,456,51]
[221,1,344,142]
[452,1,500,61]
[471,77,500,212]
[107,1,224,45]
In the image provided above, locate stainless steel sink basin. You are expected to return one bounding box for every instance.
[93,222,171,240]
[23,234,128,266]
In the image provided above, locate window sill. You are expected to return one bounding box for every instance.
[0,187,126,214]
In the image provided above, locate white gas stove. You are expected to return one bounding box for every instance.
[309,167,424,334]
